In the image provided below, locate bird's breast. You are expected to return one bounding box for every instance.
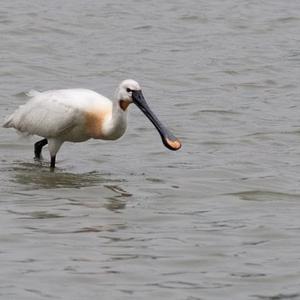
[84,108,111,139]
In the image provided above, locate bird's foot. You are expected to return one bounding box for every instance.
[34,155,44,161]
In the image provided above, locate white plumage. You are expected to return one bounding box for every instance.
[3,79,181,169]
[5,89,111,138]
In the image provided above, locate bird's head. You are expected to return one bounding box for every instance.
[116,79,182,151]
[116,79,141,110]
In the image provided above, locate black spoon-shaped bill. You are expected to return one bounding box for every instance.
[132,90,181,151]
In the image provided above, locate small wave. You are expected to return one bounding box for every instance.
[198,109,240,115]
[246,130,300,138]
[253,293,300,300]
[133,25,152,30]
[225,190,300,201]
[273,16,300,23]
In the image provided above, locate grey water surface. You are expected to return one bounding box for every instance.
[1,1,300,299]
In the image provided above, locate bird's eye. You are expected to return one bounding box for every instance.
[126,88,132,93]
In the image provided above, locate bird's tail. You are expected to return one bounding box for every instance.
[25,89,41,98]
[3,89,41,128]
[3,115,13,128]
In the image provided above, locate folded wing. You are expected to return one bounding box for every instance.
[3,90,82,138]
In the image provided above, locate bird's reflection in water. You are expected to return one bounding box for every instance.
[104,185,132,211]
[9,162,131,213]
[10,162,119,189]
[66,185,131,213]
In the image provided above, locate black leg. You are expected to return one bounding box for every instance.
[50,155,56,169]
[34,138,48,159]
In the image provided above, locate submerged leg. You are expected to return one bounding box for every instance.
[50,155,56,170]
[34,138,48,159]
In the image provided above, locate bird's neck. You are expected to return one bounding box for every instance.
[103,99,127,140]
[112,98,127,115]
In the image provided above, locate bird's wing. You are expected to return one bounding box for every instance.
[4,91,83,138]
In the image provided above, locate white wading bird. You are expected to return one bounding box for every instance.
[3,79,181,169]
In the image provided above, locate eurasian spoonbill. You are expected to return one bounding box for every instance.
[3,79,181,169]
